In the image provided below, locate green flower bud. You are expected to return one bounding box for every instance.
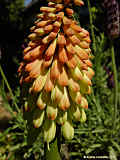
[28,33,37,40]
[68,103,81,121]
[80,83,89,94]
[68,78,80,92]
[30,73,47,93]
[59,87,70,111]
[80,73,92,86]
[80,109,87,123]
[44,119,56,150]
[24,101,29,112]
[33,109,45,128]
[51,85,63,103]
[34,28,45,36]
[69,66,83,81]
[46,105,58,120]
[69,89,81,104]
[56,111,67,125]
[61,121,74,140]
[36,92,46,110]
[73,106,81,121]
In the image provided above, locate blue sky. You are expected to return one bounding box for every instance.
[24,0,32,6]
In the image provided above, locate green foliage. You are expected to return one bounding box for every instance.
[0,0,24,24]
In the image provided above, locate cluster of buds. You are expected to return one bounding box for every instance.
[18,0,94,149]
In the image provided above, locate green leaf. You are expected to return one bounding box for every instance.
[109,147,117,160]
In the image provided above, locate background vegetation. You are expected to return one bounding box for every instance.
[0,0,120,159]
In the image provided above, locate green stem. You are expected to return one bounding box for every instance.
[87,0,96,53]
[111,42,118,134]
[45,137,61,160]
[0,64,20,113]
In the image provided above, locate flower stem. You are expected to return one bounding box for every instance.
[45,137,61,160]
[111,42,118,134]
[87,0,96,53]
[0,64,20,113]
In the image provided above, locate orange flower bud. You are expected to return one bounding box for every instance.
[44,24,53,33]
[66,40,76,55]
[58,47,68,63]
[70,23,82,32]
[44,39,57,60]
[55,4,64,11]
[74,0,84,6]
[57,33,66,46]
[74,45,89,60]
[66,55,77,69]
[69,35,81,45]
[36,20,50,27]
[66,8,74,17]
[44,71,54,92]
[40,7,56,13]
[50,58,60,80]
[80,96,88,109]
[58,66,68,86]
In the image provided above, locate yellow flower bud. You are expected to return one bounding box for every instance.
[80,109,87,123]
[33,109,45,128]
[61,121,74,140]
[44,119,56,150]
[46,105,58,120]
